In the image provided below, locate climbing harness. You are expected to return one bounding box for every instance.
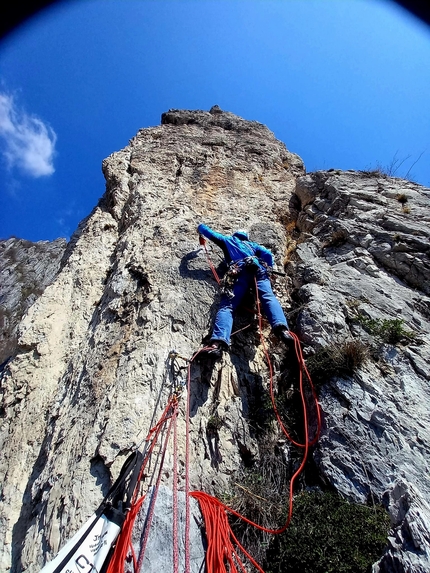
[220,262,241,298]
[219,257,259,299]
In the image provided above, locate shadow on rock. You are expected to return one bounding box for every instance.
[188,360,216,417]
[179,249,226,283]
[11,430,55,573]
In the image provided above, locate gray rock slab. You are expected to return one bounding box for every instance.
[127,486,205,573]
[293,170,430,573]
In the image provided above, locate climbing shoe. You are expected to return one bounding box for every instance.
[196,342,225,360]
[275,327,296,351]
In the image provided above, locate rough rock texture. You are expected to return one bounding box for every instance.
[0,238,66,366]
[0,108,302,572]
[1,111,429,573]
[127,486,205,573]
[291,170,430,572]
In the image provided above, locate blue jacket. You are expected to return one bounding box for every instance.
[198,224,274,269]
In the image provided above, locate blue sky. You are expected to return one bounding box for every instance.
[0,0,429,242]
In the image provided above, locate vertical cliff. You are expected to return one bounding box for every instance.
[0,238,66,366]
[0,108,302,571]
[0,108,429,573]
[292,170,430,572]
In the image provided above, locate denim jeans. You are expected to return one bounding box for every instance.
[211,268,288,346]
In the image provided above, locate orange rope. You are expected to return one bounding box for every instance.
[131,398,176,506]
[106,495,146,573]
[136,401,178,572]
[254,276,322,450]
[107,253,321,573]
[200,236,221,284]
[173,404,179,573]
[187,275,322,573]
[185,357,191,573]
[106,395,178,573]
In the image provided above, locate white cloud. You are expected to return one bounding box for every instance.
[0,93,57,177]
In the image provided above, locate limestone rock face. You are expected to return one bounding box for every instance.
[294,171,430,294]
[129,486,205,573]
[291,170,430,572]
[1,112,430,573]
[0,238,66,366]
[0,108,301,572]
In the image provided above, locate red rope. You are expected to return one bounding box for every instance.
[106,396,178,573]
[187,274,322,573]
[173,402,179,573]
[106,495,146,573]
[185,353,192,573]
[200,236,221,284]
[136,400,178,573]
[253,276,322,449]
[131,399,176,506]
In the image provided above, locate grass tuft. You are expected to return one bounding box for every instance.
[229,436,290,566]
[306,340,368,385]
[396,193,408,204]
[354,314,415,344]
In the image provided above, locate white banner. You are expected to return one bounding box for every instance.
[40,513,121,573]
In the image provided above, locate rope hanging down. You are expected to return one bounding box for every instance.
[200,234,221,284]
[186,278,321,573]
[106,246,321,573]
[182,245,322,572]
[106,394,180,573]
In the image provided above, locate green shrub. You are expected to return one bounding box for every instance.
[265,491,390,573]
[355,315,415,344]
[207,414,223,432]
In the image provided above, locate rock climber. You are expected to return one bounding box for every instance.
[197,223,294,359]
